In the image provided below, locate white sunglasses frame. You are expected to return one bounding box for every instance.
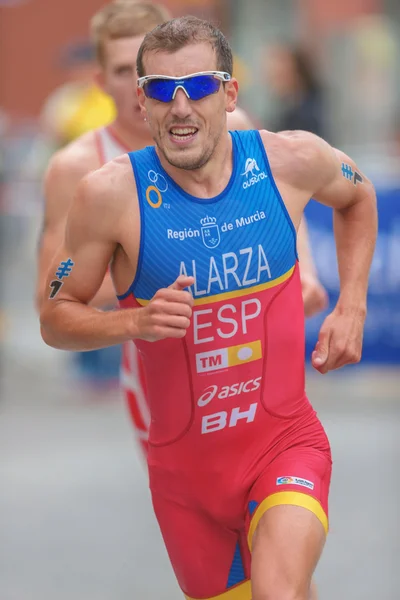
[137,70,232,101]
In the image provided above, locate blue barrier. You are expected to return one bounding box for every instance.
[305,188,400,364]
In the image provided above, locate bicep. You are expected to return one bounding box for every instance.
[313,148,371,211]
[36,165,72,305]
[43,186,117,306]
[46,234,115,307]
[38,202,67,264]
[37,219,66,303]
[39,155,79,264]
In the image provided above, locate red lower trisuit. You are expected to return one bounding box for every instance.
[120,265,332,600]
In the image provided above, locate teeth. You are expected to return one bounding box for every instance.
[171,127,197,135]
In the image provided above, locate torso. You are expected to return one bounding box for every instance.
[115,130,313,465]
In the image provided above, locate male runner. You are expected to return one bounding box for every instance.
[37,1,327,456]
[40,16,377,600]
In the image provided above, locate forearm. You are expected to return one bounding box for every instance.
[40,301,135,351]
[334,187,377,311]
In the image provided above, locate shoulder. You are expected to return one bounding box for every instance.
[259,129,337,193]
[42,131,102,226]
[259,129,335,165]
[65,154,135,243]
[44,131,101,191]
[227,106,255,130]
[75,154,135,215]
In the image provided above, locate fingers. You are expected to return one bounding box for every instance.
[149,325,190,339]
[324,341,361,372]
[141,277,195,342]
[152,314,191,330]
[137,305,191,341]
[155,288,194,308]
[168,275,195,291]
[311,329,331,374]
[149,299,192,319]
[312,314,363,374]
[144,312,191,340]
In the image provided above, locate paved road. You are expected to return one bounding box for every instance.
[1,354,399,600]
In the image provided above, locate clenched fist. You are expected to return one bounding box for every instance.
[311,305,366,374]
[134,275,194,342]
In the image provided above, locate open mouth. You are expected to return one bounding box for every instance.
[169,126,199,143]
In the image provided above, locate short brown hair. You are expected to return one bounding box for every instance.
[136,16,233,78]
[91,1,171,65]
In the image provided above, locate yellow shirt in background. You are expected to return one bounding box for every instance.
[59,84,116,142]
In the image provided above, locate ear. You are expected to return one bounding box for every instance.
[225,77,239,114]
[137,86,147,120]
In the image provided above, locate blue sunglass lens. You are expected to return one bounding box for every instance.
[144,79,175,102]
[144,75,222,102]
[185,75,221,100]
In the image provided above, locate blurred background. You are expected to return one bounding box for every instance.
[0,1,399,599]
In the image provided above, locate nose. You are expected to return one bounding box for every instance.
[170,88,192,119]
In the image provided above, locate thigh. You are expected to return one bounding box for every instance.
[251,504,325,599]
[245,445,332,599]
[247,443,332,547]
[151,491,252,600]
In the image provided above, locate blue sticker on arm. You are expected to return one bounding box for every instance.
[56,258,74,279]
[341,162,363,186]
[49,258,75,299]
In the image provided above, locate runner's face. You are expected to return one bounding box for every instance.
[100,36,147,132]
[138,43,238,170]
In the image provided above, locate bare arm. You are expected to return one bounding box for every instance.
[40,167,131,350]
[36,154,72,310]
[272,131,377,371]
[36,146,117,311]
[40,162,194,351]
[312,148,377,371]
[311,143,377,313]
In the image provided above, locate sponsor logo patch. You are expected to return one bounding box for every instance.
[276,476,314,490]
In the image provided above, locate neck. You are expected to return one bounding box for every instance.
[156,129,233,199]
[108,117,154,151]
